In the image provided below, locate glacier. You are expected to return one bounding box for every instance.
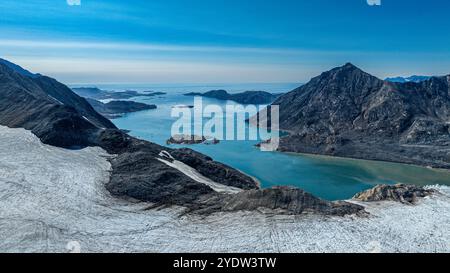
[0,125,449,253]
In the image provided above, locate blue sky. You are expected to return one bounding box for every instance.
[1,0,449,83]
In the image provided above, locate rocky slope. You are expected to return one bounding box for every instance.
[0,61,116,148]
[86,98,156,119]
[185,90,280,104]
[353,184,436,204]
[257,63,450,168]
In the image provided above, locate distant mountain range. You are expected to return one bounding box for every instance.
[255,63,450,169]
[385,75,432,83]
[184,90,281,104]
[72,87,166,100]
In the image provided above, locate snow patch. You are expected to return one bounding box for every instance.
[157,155,243,194]
[47,95,64,105]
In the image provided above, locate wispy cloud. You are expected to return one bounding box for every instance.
[2,39,449,84]
[0,39,319,55]
[4,56,316,84]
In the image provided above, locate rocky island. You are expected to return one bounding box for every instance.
[167,134,220,145]
[86,98,157,119]
[184,89,281,104]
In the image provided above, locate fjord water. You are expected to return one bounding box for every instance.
[90,83,450,200]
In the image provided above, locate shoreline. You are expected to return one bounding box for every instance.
[284,150,450,174]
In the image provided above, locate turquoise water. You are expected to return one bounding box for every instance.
[87,83,450,200]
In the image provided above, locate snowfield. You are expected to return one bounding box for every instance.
[0,125,449,253]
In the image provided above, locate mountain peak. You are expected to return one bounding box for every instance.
[337,62,365,73]
[316,62,379,83]
[343,62,357,69]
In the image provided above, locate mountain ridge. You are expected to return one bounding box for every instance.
[258,63,450,168]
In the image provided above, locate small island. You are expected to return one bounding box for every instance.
[172,104,194,109]
[167,134,220,145]
[86,98,157,119]
[184,90,281,104]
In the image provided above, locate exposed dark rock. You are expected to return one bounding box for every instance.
[86,98,156,119]
[353,184,436,204]
[255,63,450,169]
[185,90,280,104]
[0,61,116,148]
[72,87,166,100]
[106,151,215,205]
[191,187,365,216]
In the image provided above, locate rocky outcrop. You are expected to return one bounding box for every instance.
[192,187,365,216]
[106,151,215,205]
[353,184,435,204]
[167,134,219,145]
[86,98,156,119]
[257,63,450,169]
[185,90,280,104]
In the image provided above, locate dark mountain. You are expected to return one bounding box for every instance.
[86,98,156,119]
[0,61,116,147]
[185,90,280,104]
[72,87,166,100]
[258,63,450,168]
[385,75,432,83]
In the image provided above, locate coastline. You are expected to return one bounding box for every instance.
[285,151,450,174]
